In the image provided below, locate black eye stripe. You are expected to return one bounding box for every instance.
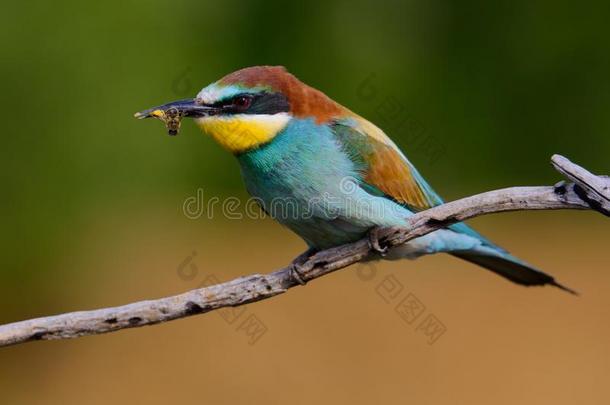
[217,92,290,115]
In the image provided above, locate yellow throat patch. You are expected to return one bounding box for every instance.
[196,113,291,153]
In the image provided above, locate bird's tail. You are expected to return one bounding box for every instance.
[451,251,577,294]
[448,223,577,294]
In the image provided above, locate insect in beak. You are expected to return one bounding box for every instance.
[134,98,220,136]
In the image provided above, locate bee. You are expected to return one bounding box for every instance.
[136,107,184,136]
[163,107,183,136]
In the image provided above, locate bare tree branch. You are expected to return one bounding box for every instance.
[0,154,607,348]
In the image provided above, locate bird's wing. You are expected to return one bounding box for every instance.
[332,114,444,211]
[330,116,573,292]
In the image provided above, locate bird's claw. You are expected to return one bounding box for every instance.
[289,248,317,285]
[290,263,307,285]
[368,227,388,256]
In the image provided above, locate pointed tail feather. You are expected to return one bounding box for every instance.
[451,251,577,295]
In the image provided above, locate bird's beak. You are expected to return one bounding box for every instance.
[134,98,220,135]
[134,98,220,119]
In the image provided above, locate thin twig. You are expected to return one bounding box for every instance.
[0,155,607,348]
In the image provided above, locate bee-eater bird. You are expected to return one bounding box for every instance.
[136,65,573,293]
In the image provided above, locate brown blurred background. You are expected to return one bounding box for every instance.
[1,0,609,404]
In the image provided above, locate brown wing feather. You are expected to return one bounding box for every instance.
[365,143,431,209]
[335,115,442,211]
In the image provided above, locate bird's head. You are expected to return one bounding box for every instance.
[135,66,344,154]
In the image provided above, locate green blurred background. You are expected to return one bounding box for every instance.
[1,1,609,404]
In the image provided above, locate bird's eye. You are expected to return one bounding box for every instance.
[231,95,253,110]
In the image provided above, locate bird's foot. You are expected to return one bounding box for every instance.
[289,248,317,285]
[368,227,388,256]
[290,263,307,285]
